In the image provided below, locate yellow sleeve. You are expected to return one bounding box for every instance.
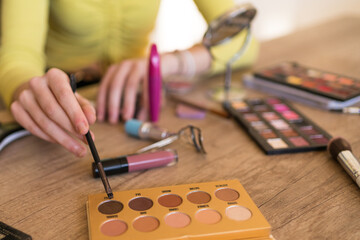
[193,0,259,74]
[0,0,48,107]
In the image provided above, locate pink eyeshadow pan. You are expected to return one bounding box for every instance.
[289,137,309,147]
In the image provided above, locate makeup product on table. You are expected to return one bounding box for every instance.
[148,44,162,122]
[328,137,360,188]
[125,119,171,141]
[86,179,272,240]
[223,97,332,154]
[0,221,32,240]
[70,75,113,199]
[92,149,178,177]
[243,62,360,110]
[176,103,206,119]
[125,119,206,154]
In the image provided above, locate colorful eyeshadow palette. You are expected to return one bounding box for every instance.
[86,179,272,240]
[223,97,332,154]
[243,62,360,110]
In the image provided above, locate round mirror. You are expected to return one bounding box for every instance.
[202,3,257,102]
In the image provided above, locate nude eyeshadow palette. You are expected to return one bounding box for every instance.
[223,97,332,154]
[86,179,272,240]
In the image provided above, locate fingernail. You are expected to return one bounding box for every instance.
[73,145,86,157]
[77,121,88,134]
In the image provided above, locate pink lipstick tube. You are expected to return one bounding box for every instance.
[92,149,177,177]
[148,44,162,122]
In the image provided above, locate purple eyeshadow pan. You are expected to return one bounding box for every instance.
[310,135,330,144]
[273,104,290,112]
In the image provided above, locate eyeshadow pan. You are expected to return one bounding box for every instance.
[273,104,290,112]
[281,111,301,121]
[300,126,319,135]
[270,119,289,130]
[226,205,252,221]
[158,194,182,208]
[260,129,277,139]
[100,220,127,236]
[267,138,288,149]
[251,121,268,131]
[195,209,222,224]
[231,101,248,109]
[128,197,153,211]
[187,191,211,204]
[164,212,191,228]
[280,128,298,137]
[215,188,240,201]
[262,112,279,120]
[289,136,309,147]
[310,135,329,144]
[253,105,269,112]
[132,216,159,232]
[98,200,123,215]
[243,113,260,122]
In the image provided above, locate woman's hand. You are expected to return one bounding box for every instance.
[96,58,148,124]
[10,68,96,157]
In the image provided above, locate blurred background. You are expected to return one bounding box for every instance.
[152,0,360,52]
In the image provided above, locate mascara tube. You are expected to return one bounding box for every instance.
[125,119,171,140]
[92,149,178,177]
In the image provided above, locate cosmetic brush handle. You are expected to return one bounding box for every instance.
[70,74,113,198]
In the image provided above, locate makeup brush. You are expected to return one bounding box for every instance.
[327,137,360,188]
[70,75,114,199]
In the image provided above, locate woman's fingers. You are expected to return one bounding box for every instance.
[29,76,77,135]
[16,89,87,157]
[97,58,148,123]
[76,93,96,125]
[10,101,55,143]
[107,61,132,124]
[46,68,90,135]
[122,67,144,121]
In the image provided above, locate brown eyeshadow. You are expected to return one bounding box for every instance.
[158,194,183,208]
[215,188,240,201]
[98,200,124,215]
[128,197,153,211]
[186,191,211,204]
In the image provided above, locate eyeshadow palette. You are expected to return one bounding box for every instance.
[86,179,272,240]
[223,97,332,154]
[243,62,360,110]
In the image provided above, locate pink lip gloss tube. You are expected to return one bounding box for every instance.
[92,149,178,177]
[148,44,162,122]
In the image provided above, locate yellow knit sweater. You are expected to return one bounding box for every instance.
[0,0,258,107]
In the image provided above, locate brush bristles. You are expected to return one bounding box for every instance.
[327,137,352,160]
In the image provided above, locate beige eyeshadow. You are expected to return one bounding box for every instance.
[195,209,222,224]
[186,191,211,204]
[164,212,191,228]
[226,205,252,221]
[132,216,159,232]
[100,219,127,236]
[215,188,240,201]
[158,194,183,208]
[98,200,123,215]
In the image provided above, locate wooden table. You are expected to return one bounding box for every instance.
[1,16,359,239]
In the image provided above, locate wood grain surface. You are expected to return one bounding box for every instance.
[0,16,359,239]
